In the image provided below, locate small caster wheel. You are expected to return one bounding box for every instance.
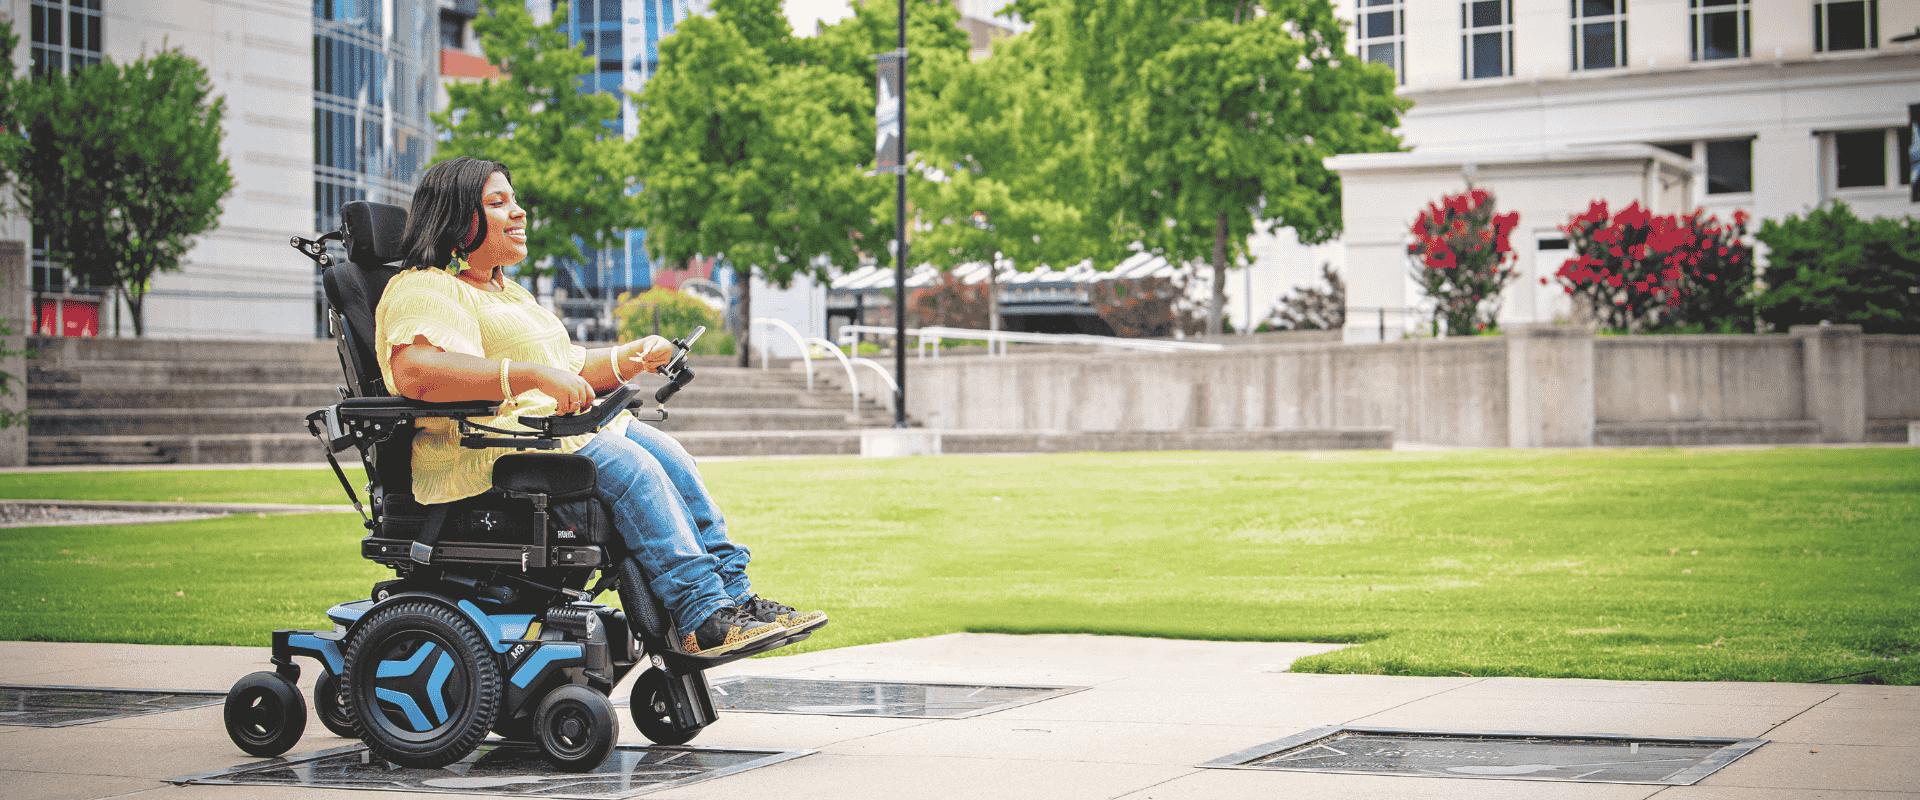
[313,668,357,739]
[535,685,617,772]
[630,670,700,746]
[225,671,307,757]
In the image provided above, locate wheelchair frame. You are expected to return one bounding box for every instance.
[222,200,804,772]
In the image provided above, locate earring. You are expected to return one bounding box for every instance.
[446,253,470,275]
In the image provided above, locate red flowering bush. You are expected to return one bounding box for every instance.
[1407,189,1521,336]
[1555,201,1756,333]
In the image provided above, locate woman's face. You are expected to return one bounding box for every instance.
[466,170,527,270]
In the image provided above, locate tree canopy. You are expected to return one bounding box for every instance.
[1016,0,1407,334]
[437,0,639,295]
[11,44,233,336]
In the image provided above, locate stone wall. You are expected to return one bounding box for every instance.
[883,325,1917,448]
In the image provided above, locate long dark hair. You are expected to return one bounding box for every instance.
[400,157,513,270]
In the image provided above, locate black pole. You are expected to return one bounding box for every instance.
[892,0,908,428]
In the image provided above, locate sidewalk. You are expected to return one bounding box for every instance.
[3,634,1915,800]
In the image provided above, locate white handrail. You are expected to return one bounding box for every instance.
[849,356,898,412]
[803,337,862,414]
[753,317,812,391]
[837,324,1226,358]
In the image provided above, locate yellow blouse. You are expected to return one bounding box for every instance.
[373,268,629,504]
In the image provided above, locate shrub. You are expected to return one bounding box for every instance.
[1556,201,1757,333]
[613,288,736,355]
[1753,201,1920,334]
[1266,262,1345,331]
[1407,190,1520,336]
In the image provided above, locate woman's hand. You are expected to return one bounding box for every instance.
[619,335,676,375]
[520,362,594,415]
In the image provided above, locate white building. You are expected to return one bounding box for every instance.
[1311,0,1919,342]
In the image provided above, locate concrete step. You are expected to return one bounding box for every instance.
[1593,419,1822,447]
[27,407,314,437]
[29,433,319,465]
[665,430,862,457]
[29,383,342,410]
[649,408,862,433]
[29,360,346,387]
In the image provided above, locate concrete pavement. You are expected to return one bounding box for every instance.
[2,634,1916,800]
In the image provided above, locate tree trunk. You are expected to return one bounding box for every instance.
[735,262,753,368]
[125,283,146,337]
[1209,209,1228,337]
[987,259,1000,333]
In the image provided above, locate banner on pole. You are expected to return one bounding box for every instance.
[1910,103,1918,203]
[875,51,905,175]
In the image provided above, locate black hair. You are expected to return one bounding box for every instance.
[399,156,514,270]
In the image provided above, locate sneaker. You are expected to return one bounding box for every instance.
[741,595,829,634]
[679,606,784,656]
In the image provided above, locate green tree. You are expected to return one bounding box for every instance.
[437,0,638,299]
[13,48,233,336]
[633,1,914,365]
[1753,201,1920,334]
[913,32,1109,331]
[1021,0,1407,335]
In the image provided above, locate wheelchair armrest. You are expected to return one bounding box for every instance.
[336,396,501,420]
[517,382,648,438]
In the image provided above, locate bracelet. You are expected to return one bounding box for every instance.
[499,358,514,399]
[609,347,630,384]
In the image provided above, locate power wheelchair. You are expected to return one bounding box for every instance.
[222,200,807,772]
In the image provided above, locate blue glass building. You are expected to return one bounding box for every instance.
[314,0,438,238]
[547,0,707,318]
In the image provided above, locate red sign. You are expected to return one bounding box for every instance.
[36,299,100,337]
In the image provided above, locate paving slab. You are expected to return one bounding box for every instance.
[1,634,1916,800]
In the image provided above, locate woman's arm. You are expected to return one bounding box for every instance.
[580,336,674,392]
[389,336,595,414]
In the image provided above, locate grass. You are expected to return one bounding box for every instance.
[2,447,1915,685]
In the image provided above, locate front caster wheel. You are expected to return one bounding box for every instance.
[225,671,307,757]
[629,670,700,746]
[313,668,357,739]
[535,685,617,772]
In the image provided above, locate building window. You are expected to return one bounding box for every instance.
[1705,138,1752,194]
[1829,128,1909,190]
[1462,0,1513,80]
[1814,0,1877,52]
[439,12,466,50]
[1357,0,1404,85]
[1690,0,1749,61]
[1572,0,1627,71]
[28,1,102,81]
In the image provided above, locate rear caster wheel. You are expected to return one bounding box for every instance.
[535,685,617,772]
[313,668,357,739]
[225,671,307,757]
[629,670,700,746]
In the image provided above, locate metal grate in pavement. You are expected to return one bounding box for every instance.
[0,684,224,727]
[702,676,1086,719]
[1201,726,1767,785]
[171,742,813,799]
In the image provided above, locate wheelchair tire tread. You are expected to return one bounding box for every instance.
[341,600,501,769]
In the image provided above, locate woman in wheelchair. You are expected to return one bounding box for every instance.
[377,156,826,658]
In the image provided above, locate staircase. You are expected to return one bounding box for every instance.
[26,337,901,465]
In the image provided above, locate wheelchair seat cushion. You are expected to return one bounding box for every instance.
[493,452,597,500]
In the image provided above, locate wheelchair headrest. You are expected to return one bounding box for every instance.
[340,201,409,266]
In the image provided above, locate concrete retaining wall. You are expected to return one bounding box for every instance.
[892,325,1918,447]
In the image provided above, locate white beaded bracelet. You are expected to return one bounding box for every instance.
[499,358,514,399]
[609,347,630,384]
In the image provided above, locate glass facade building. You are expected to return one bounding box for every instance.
[314,0,438,238]
[547,0,706,321]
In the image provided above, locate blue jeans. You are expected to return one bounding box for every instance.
[562,421,750,630]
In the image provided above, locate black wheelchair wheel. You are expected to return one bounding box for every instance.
[342,600,500,768]
[225,671,307,757]
[535,684,617,772]
[629,670,700,746]
[313,667,357,739]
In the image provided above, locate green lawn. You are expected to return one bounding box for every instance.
[2,448,1915,684]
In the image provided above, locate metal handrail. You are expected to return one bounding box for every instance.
[850,356,898,412]
[803,337,862,414]
[753,317,812,390]
[837,324,1226,358]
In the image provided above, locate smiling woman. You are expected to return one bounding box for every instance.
[370,156,825,657]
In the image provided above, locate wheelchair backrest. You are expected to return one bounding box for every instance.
[322,200,410,399]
